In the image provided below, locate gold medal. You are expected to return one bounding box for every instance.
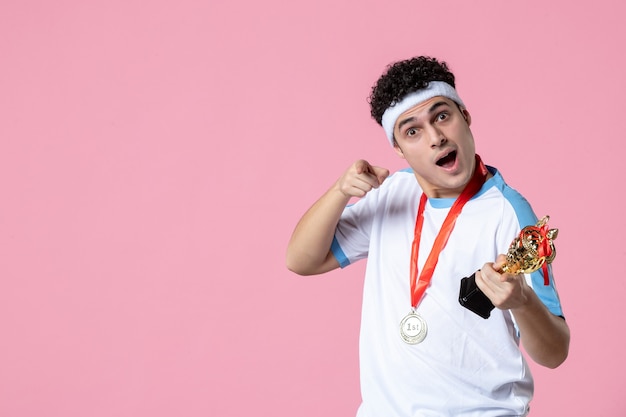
[399,310,428,344]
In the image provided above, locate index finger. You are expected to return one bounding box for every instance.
[371,166,390,185]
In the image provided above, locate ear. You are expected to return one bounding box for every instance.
[461,107,472,126]
[393,143,405,159]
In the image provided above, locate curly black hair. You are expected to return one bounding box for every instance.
[368,56,457,125]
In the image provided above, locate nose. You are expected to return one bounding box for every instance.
[428,126,447,148]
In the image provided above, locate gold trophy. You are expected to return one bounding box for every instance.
[459,216,558,319]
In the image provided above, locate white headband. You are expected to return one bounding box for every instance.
[381,81,465,146]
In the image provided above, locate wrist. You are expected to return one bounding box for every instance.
[331,180,355,200]
[510,289,538,315]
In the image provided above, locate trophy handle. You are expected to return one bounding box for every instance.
[459,272,494,319]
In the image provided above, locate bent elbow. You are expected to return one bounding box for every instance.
[529,348,567,369]
[285,259,310,276]
[285,249,337,276]
[537,333,570,369]
[285,252,316,276]
[547,343,570,369]
[543,350,569,369]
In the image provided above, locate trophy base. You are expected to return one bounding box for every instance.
[459,273,495,319]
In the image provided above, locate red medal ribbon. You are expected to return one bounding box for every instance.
[517,223,553,285]
[410,154,488,308]
[537,223,552,285]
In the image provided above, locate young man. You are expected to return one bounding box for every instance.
[286,56,569,416]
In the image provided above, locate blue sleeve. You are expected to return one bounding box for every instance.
[331,235,351,268]
[501,180,565,318]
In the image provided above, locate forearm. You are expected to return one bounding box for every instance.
[512,290,570,369]
[287,160,389,276]
[286,182,350,275]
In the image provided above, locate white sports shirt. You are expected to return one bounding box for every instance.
[331,166,564,417]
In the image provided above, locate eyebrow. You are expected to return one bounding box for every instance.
[396,100,451,131]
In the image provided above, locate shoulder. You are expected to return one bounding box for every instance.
[482,166,536,223]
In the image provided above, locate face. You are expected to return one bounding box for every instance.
[392,96,476,198]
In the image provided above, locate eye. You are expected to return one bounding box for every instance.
[436,112,449,122]
[406,128,418,136]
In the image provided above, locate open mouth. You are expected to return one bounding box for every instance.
[436,150,457,168]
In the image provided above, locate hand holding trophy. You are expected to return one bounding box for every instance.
[459,216,558,319]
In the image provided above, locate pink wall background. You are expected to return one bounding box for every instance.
[1,0,624,415]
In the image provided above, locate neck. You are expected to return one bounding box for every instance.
[418,183,466,199]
